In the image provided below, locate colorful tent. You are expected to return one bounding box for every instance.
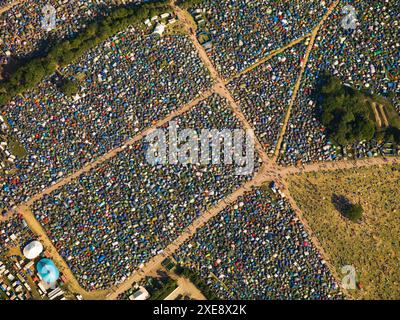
[36,259,60,284]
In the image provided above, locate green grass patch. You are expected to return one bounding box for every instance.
[8,138,27,158]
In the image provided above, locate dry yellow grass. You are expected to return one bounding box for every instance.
[287,165,400,300]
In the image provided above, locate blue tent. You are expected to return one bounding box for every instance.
[37,259,60,284]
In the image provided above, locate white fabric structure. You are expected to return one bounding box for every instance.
[129,286,150,300]
[23,241,43,260]
[153,23,166,36]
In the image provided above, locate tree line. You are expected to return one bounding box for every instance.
[177,0,205,9]
[0,0,170,106]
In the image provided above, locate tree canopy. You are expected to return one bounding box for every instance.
[343,203,364,222]
[319,76,400,146]
[60,79,79,97]
[177,0,206,9]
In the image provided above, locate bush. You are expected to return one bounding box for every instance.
[343,203,363,222]
[0,93,11,105]
[61,79,79,97]
[148,278,178,300]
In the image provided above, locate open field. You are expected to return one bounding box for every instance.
[7,137,27,158]
[287,165,400,299]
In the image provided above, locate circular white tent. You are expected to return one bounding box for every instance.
[23,241,43,260]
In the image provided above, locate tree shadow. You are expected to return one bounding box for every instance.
[156,269,170,282]
[331,194,352,216]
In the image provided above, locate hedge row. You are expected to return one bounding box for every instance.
[177,0,205,9]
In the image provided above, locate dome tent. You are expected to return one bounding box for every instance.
[23,241,43,260]
[36,259,60,284]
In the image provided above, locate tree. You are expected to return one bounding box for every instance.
[321,76,344,95]
[42,57,58,74]
[0,93,11,105]
[319,76,376,146]
[385,127,400,144]
[61,79,79,97]
[343,203,363,222]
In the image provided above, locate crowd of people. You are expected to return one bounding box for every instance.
[173,185,343,300]
[0,29,212,212]
[279,0,400,165]
[0,0,149,61]
[227,42,306,155]
[32,94,259,290]
[188,0,334,79]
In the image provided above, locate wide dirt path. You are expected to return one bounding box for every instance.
[273,0,340,161]
[279,157,400,177]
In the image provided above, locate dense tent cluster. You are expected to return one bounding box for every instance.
[279,0,400,165]
[0,0,152,60]
[0,0,171,105]
[183,0,334,79]
[0,29,212,213]
[173,185,343,299]
[0,0,399,301]
[228,42,306,155]
[32,94,260,290]
[0,216,36,256]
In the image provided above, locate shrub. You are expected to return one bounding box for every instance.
[343,203,363,222]
[61,79,79,97]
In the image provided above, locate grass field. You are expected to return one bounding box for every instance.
[287,165,400,300]
[8,137,27,158]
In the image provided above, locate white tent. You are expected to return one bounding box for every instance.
[153,23,166,36]
[129,286,150,300]
[23,241,43,260]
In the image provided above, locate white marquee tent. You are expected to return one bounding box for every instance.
[23,241,43,260]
